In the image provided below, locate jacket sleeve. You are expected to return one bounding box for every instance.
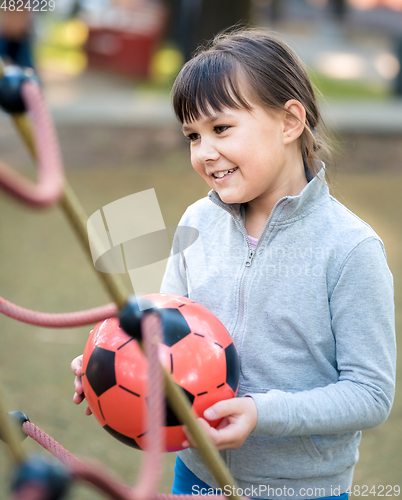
[249,237,396,437]
[159,209,195,297]
[160,229,189,297]
[160,249,188,296]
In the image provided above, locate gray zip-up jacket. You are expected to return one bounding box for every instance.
[160,171,396,499]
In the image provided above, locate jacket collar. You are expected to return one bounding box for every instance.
[207,164,329,225]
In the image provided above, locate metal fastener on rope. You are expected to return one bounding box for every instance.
[0,374,26,463]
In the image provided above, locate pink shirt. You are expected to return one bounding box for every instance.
[248,235,258,250]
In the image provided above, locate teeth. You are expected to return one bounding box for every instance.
[213,168,237,178]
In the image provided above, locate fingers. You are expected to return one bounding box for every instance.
[181,436,190,449]
[71,354,91,415]
[73,370,84,403]
[73,391,92,416]
[71,354,83,376]
[182,418,212,449]
[74,372,84,393]
[183,397,258,451]
[183,418,228,450]
[73,391,85,405]
[203,398,243,421]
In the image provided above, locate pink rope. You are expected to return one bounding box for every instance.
[10,484,49,500]
[0,296,118,328]
[0,74,231,500]
[71,466,132,500]
[22,420,223,500]
[22,314,165,499]
[22,421,133,500]
[21,313,225,500]
[22,421,86,470]
[21,314,224,500]
[0,80,64,207]
[70,312,169,500]
[135,313,165,500]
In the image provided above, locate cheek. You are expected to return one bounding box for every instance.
[190,149,198,169]
[190,156,214,188]
[190,152,205,177]
[190,157,197,171]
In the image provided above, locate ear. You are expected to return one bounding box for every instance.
[282,99,306,145]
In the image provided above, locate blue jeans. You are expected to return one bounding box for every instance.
[172,456,349,500]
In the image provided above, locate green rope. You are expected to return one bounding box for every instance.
[60,182,128,310]
[0,369,25,464]
[0,58,27,465]
[9,100,242,499]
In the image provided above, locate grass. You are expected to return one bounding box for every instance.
[0,162,208,499]
[0,146,400,497]
[309,71,391,101]
[327,170,402,487]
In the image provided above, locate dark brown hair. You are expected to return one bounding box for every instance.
[172,29,330,176]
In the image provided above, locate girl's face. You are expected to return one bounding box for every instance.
[182,101,306,215]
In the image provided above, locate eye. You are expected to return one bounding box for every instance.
[186,133,200,142]
[214,125,229,135]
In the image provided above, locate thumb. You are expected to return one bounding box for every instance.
[203,399,237,421]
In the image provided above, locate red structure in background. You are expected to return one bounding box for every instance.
[348,0,402,10]
[83,2,167,78]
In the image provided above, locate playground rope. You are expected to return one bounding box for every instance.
[19,313,224,500]
[0,296,118,328]
[0,80,63,207]
[21,422,222,500]
[0,70,243,499]
[18,313,165,500]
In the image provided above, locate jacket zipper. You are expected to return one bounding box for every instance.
[209,195,285,354]
[231,214,274,350]
[245,249,255,267]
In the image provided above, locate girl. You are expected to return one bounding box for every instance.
[160,29,396,498]
[72,30,396,500]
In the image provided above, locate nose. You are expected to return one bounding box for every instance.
[196,138,220,164]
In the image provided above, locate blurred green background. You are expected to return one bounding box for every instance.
[0,0,401,498]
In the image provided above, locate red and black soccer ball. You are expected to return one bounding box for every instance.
[81,293,240,452]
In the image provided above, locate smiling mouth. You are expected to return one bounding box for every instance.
[212,167,238,179]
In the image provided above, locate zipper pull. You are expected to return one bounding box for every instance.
[245,249,255,267]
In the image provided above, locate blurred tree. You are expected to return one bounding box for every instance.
[328,0,348,22]
[270,0,283,25]
[394,36,402,96]
[165,0,252,61]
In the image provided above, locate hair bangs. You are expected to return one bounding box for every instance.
[172,53,252,123]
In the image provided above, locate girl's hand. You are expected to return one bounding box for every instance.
[71,354,92,416]
[182,397,258,450]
